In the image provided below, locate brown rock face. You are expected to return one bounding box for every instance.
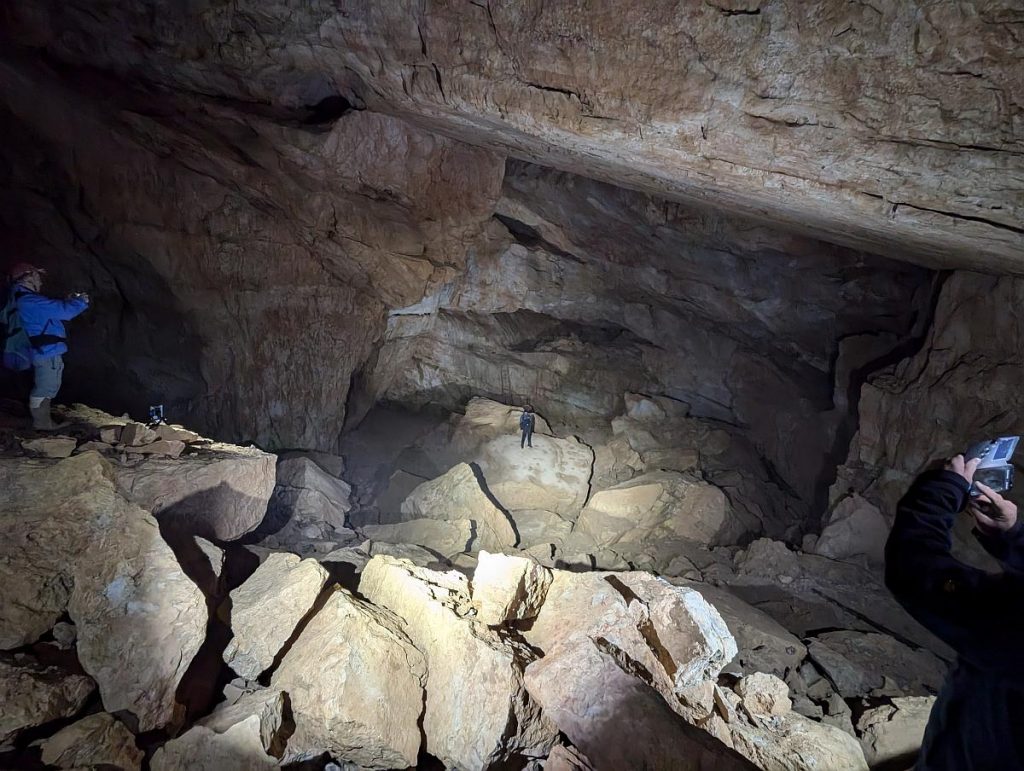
[359,556,558,769]
[524,635,756,771]
[832,272,1024,568]
[1,1,1008,490]
[0,454,207,731]
[271,589,427,768]
[0,53,503,450]
[222,553,329,681]
[5,1,1020,268]
[111,443,276,541]
[39,712,143,771]
[0,660,95,748]
[401,462,518,552]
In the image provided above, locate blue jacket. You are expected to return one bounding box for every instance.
[12,283,89,362]
[886,470,1024,770]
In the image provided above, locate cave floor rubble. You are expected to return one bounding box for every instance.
[0,398,950,770]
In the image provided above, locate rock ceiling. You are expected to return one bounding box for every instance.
[3,0,1021,269]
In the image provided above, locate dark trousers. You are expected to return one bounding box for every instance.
[521,428,533,448]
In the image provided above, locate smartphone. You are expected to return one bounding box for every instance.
[966,436,1019,497]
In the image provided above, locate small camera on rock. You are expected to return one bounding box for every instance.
[148,404,166,426]
[965,436,1020,497]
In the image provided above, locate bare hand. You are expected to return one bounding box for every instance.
[969,482,1019,534]
[945,454,981,485]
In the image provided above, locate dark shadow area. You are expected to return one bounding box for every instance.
[810,270,949,531]
[152,480,270,544]
[159,521,236,728]
[0,105,205,426]
[302,94,358,125]
[469,460,521,547]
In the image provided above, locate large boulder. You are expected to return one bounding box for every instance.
[223,553,329,680]
[474,435,593,519]
[151,721,277,771]
[39,712,143,771]
[0,660,95,748]
[726,710,869,771]
[524,635,755,771]
[197,690,288,758]
[112,443,276,541]
[401,462,517,551]
[451,398,553,450]
[591,434,645,489]
[576,471,739,547]
[360,556,558,769]
[509,509,574,549]
[472,551,553,627]
[813,494,889,566]
[857,696,936,768]
[734,673,792,717]
[152,689,286,771]
[266,455,353,533]
[807,631,947,699]
[0,453,207,731]
[730,539,955,661]
[360,519,473,557]
[525,570,736,710]
[272,588,426,768]
[680,582,807,678]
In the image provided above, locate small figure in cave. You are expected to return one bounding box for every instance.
[519,404,536,449]
[886,454,1024,770]
[4,263,90,430]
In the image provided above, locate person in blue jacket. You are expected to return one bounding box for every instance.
[519,405,536,449]
[886,453,1024,770]
[7,263,89,430]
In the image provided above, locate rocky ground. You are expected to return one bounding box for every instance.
[0,398,951,770]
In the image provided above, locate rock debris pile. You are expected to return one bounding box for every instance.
[0,399,947,770]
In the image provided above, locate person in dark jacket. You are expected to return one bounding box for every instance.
[519,405,536,449]
[885,454,1024,770]
[7,263,89,430]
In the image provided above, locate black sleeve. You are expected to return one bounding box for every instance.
[886,470,1024,664]
[973,519,1024,574]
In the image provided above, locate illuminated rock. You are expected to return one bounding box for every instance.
[223,553,328,680]
[471,551,553,627]
[0,453,206,731]
[272,588,426,768]
[576,471,737,547]
[735,673,792,717]
[401,463,517,552]
[360,556,557,769]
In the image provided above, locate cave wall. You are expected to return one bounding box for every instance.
[837,271,1024,513]
[368,161,934,506]
[0,56,503,450]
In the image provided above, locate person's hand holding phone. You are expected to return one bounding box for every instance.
[969,482,1019,535]
[946,454,981,485]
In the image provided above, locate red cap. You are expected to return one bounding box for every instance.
[9,263,44,281]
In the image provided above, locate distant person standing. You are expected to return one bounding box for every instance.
[520,404,536,449]
[2,263,89,430]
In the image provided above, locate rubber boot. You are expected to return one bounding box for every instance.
[30,399,68,431]
[30,400,55,430]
